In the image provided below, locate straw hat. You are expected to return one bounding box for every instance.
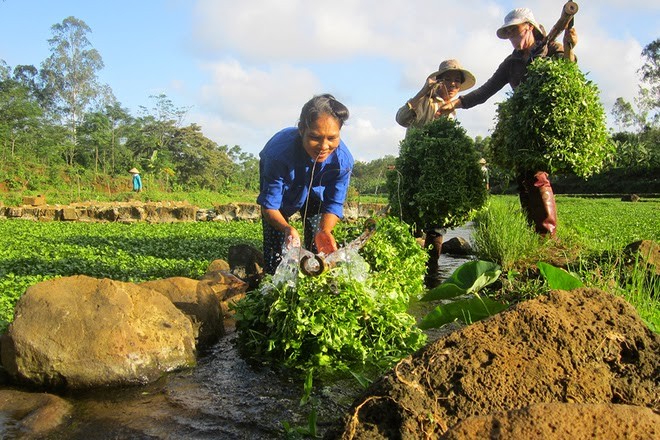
[497,8,545,39]
[129,168,140,174]
[429,59,476,91]
[479,158,487,165]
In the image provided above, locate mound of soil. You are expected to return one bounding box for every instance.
[440,402,659,439]
[326,288,659,439]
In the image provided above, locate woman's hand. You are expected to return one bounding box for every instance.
[314,230,337,255]
[285,227,301,249]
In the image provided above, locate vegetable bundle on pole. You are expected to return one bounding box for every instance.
[491,57,613,179]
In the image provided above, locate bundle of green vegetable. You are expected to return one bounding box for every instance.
[386,117,488,234]
[491,57,614,178]
[232,216,428,377]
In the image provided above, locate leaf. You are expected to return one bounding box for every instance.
[418,295,509,329]
[537,262,583,290]
[421,260,501,301]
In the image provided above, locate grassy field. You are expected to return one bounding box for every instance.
[473,195,659,331]
[0,195,657,333]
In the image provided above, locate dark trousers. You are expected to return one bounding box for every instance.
[262,198,322,275]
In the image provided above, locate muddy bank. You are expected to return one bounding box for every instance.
[326,288,659,439]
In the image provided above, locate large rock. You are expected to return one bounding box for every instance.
[140,275,228,348]
[0,389,73,437]
[327,288,660,439]
[1,275,196,390]
[198,268,250,326]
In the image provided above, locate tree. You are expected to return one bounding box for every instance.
[638,38,659,126]
[130,94,190,169]
[40,16,105,165]
[351,156,396,196]
[610,39,660,170]
[78,102,132,174]
[168,123,233,191]
[612,97,639,131]
[0,67,44,159]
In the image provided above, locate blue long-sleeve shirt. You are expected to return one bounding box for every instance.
[257,127,354,219]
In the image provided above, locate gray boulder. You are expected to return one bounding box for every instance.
[441,237,474,256]
[1,275,196,390]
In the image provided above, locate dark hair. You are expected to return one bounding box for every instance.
[298,94,349,131]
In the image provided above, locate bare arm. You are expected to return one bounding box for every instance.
[262,207,300,245]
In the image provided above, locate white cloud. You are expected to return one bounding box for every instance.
[187,0,657,162]
[197,58,320,126]
[342,111,406,162]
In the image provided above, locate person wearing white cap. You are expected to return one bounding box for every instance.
[396,59,476,131]
[438,7,578,237]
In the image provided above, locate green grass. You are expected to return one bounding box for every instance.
[472,195,659,331]
[1,195,658,334]
[1,188,259,209]
[0,220,262,331]
[472,196,542,271]
[556,196,660,252]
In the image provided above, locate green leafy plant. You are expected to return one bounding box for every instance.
[421,260,502,301]
[491,57,614,178]
[232,217,428,378]
[387,117,488,234]
[537,262,584,290]
[418,295,508,329]
[418,260,507,329]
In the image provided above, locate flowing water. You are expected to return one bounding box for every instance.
[2,224,475,440]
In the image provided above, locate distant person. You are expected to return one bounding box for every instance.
[129,168,142,192]
[480,158,490,190]
[257,94,354,275]
[438,8,578,237]
[396,59,476,131]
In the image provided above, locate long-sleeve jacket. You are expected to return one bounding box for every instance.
[396,84,455,130]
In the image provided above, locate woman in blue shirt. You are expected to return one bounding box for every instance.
[257,94,354,274]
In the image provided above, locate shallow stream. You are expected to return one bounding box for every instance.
[2,224,475,439]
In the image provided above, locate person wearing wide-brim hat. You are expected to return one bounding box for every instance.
[129,168,143,192]
[438,7,578,238]
[395,59,476,131]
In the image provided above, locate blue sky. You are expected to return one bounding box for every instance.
[1,0,658,162]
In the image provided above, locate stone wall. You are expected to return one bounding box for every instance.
[0,201,388,223]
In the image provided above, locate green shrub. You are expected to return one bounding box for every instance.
[491,57,614,178]
[387,118,488,234]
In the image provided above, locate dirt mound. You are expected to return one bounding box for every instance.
[440,403,659,440]
[326,288,659,439]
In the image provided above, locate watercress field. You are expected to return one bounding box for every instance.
[0,196,658,335]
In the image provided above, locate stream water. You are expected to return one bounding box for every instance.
[2,224,475,440]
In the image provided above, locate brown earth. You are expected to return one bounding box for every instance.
[326,288,659,439]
